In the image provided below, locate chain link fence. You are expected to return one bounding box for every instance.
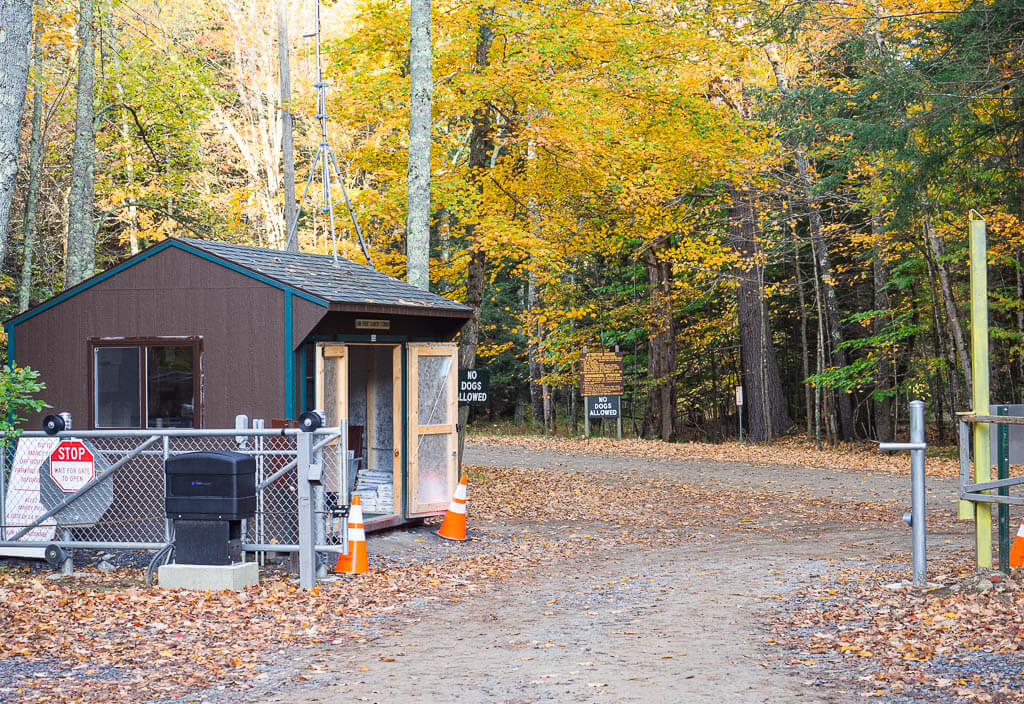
[0,425,346,558]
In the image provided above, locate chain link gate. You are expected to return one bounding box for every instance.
[0,421,351,589]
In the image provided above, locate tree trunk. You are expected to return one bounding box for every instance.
[1016,252,1024,403]
[0,0,34,267]
[65,0,96,288]
[642,244,676,441]
[799,160,854,440]
[405,0,432,290]
[456,16,492,466]
[728,186,792,442]
[924,215,972,397]
[527,270,544,425]
[767,45,852,440]
[18,0,44,312]
[871,217,894,442]
[278,0,297,252]
[793,235,812,440]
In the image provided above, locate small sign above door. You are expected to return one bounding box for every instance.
[355,319,391,330]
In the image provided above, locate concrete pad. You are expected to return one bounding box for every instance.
[157,562,258,591]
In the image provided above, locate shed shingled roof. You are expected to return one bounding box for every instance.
[176,238,472,314]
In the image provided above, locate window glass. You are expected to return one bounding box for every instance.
[95,347,141,427]
[417,356,452,425]
[147,346,195,428]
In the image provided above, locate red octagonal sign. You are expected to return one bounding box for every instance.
[49,441,95,492]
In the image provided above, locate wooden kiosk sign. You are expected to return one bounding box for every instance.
[581,349,623,438]
[580,350,624,397]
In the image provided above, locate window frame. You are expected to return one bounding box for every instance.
[88,337,203,430]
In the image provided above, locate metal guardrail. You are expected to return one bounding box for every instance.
[959,413,1024,504]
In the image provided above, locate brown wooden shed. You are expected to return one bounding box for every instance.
[5,238,473,524]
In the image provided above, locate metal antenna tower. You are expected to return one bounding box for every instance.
[285,0,373,268]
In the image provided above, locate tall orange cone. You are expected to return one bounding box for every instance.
[437,474,468,541]
[1010,518,1024,568]
[335,493,369,574]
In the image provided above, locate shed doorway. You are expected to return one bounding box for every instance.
[315,343,401,519]
[313,341,459,522]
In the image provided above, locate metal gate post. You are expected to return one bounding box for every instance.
[296,431,316,589]
[60,527,73,574]
[997,405,1010,572]
[909,400,927,586]
[313,438,327,578]
[880,400,928,586]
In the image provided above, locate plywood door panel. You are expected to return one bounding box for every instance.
[406,342,458,517]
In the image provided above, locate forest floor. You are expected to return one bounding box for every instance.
[0,435,1022,703]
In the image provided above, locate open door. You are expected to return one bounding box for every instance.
[314,343,348,426]
[314,343,347,517]
[407,343,458,517]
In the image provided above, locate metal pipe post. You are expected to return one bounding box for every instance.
[296,431,315,589]
[0,440,7,541]
[312,440,327,579]
[60,527,73,575]
[909,400,927,586]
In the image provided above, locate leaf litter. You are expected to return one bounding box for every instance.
[0,446,1011,702]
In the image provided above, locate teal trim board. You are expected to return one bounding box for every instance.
[285,294,295,420]
[4,323,13,369]
[5,239,329,330]
[6,240,176,328]
[299,342,308,414]
[400,343,408,518]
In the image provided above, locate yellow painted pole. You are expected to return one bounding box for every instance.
[969,210,991,569]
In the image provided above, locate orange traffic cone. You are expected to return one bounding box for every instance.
[335,493,369,574]
[437,474,468,541]
[1010,518,1024,568]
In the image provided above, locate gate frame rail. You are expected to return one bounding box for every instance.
[0,423,350,589]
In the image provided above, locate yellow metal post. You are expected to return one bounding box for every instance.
[969,210,991,569]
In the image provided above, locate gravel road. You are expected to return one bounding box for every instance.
[205,442,977,704]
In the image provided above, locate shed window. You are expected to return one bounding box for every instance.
[92,339,199,429]
[94,347,141,428]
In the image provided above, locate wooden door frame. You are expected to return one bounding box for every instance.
[406,342,459,517]
[314,342,403,518]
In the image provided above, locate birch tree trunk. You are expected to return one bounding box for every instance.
[794,236,812,440]
[924,214,972,396]
[65,0,96,288]
[278,0,297,252]
[767,45,853,440]
[728,185,792,442]
[528,271,544,425]
[406,0,432,290]
[18,0,44,312]
[871,217,894,442]
[0,0,33,267]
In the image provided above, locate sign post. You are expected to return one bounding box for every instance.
[581,348,624,439]
[736,386,743,441]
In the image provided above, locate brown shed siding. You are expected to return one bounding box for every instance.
[12,247,297,429]
[292,296,326,348]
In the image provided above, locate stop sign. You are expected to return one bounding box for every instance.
[49,441,95,492]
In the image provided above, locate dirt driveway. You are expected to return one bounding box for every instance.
[208,441,977,704]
